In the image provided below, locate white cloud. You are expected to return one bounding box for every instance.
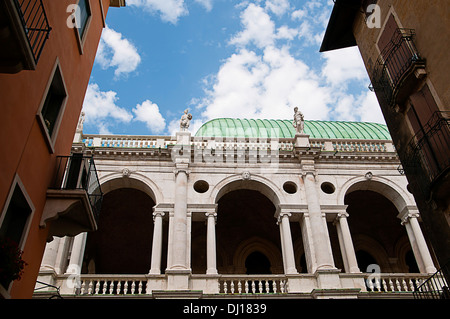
[127,0,188,24]
[265,0,290,16]
[82,83,133,124]
[229,3,275,49]
[356,91,386,124]
[321,46,368,87]
[194,0,213,12]
[276,25,298,41]
[96,26,141,78]
[192,1,384,127]
[132,100,167,133]
[197,45,331,122]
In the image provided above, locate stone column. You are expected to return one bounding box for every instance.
[40,238,61,272]
[166,130,191,290]
[170,165,189,270]
[65,232,87,274]
[299,213,316,273]
[302,171,335,271]
[400,209,437,274]
[206,212,218,275]
[149,211,165,274]
[334,212,360,273]
[278,212,298,274]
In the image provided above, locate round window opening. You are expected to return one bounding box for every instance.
[321,182,335,194]
[283,181,297,194]
[194,180,209,193]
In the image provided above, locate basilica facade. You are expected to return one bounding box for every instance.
[35,117,438,299]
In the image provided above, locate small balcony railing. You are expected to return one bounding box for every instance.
[50,154,103,221]
[13,0,51,64]
[414,262,450,299]
[399,111,450,196]
[371,28,425,108]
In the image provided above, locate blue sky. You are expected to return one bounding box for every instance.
[81,0,386,136]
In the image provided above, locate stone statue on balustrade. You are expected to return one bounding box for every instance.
[180,109,193,132]
[76,111,85,133]
[293,107,304,134]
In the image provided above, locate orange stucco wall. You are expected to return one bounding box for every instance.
[0,0,111,298]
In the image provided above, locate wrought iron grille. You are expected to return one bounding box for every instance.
[371,28,425,107]
[12,0,51,63]
[399,111,450,197]
[414,262,450,299]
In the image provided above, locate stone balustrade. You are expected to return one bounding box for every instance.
[218,275,288,294]
[46,273,431,297]
[365,273,430,293]
[78,134,395,154]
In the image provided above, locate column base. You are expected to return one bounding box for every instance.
[315,268,342,290]
[166,268,191,290]
[206,268,218,275]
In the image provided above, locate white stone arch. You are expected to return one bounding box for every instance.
[211,173,283,207]
[232,236,284,274]
[337,175,413,213]
[98,172,163,204]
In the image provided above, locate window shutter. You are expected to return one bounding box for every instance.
[378,14,398,54]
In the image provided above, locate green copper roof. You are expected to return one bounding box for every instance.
[195,118,391,140]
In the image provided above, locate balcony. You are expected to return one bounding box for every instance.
[0,0,51,73]
[33,272,431,299]
[371,29,426,108]
[40,154,103,241]
[399,111,450,197]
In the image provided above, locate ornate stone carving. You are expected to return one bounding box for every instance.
[180,109,193,132]
[293,106,304,134]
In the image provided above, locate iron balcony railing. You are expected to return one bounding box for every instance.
[414,262,450,299]
[398,111,450,197]
[50,155,103,222]
[12,0,51,64]
[371,28,425,107]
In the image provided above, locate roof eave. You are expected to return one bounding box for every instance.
[319,0,361,53]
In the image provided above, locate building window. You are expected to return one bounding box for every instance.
[77,0,91,39]
[0,176,34,250]
[37,61,68,153]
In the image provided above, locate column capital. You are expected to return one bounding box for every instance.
[277,211,292,224]
[400,212,420,225]
[333,212,349,225]
[300,160,316,176]
[205,212,217,223]
[174,166,190,176]
[301,170,316,177]
[153,211,165,220]
[398,206,421,225]
[205,212,217,217]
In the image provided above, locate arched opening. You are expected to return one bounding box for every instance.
[245,251,272,275]
[82,187,167,274]
[344,188,412,273]
[212,186,283,274]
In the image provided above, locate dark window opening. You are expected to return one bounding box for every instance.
[0,185,32,246]
[356,250,378,273]
[245,251,272,275]
[40,66,66,139]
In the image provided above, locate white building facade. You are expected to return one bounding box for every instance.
[35,118,438,299]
